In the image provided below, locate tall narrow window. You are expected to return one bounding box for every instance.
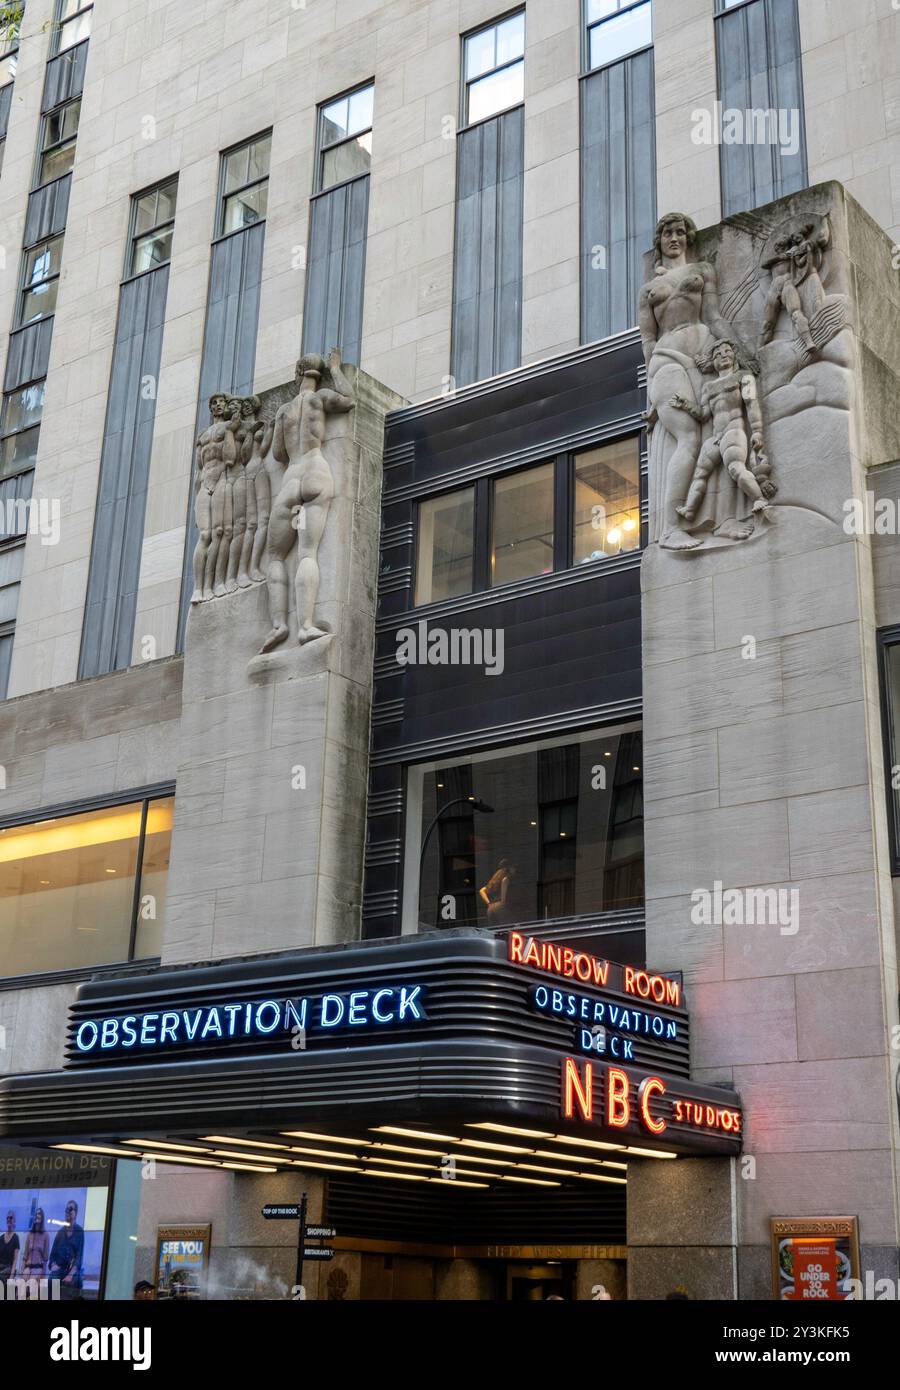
[302,82,373,367]
[80,178,178,678]
[17,235,64,325]
[177,137,270,645]
[491,462,555,587]
[318,84,373,191]
[0,7,22,178]
[415,487,476,606]
[452,13,525,388]
[129,177,177,275]
[714,0,807,217]
[463,11,524,125]
[53,0,92,55]
[220,132,270,235]
[37,96,80,184]
[581,1,656,343]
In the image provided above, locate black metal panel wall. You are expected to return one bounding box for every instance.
[176,221,266,643]
[42,38,88,111]
[451,107,524,388]
[3,318,53,392]
[24,174,71,246]
[581,48,656,343]
[302,175,369,368]
[79,266,170,678]
[715,0,807,217]
[364,337,646,939]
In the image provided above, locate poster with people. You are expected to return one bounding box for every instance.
[0,1185,109,1298]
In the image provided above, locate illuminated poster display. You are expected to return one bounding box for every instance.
[771,1218,859,1301]
[0,1148,112,1299]
[156,1224,211,1300]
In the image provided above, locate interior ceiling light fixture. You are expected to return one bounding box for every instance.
[121,1139,209,1153]
[371,1126,459,1142]
[200,1136,293,1152]
[282,1131,360,1145]
[550,1135,627,1152]
[466,1123,555,1139]
[220,1163,278,1173]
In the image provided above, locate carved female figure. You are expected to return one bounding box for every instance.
[639,213,754,548]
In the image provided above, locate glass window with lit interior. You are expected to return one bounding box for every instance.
[463,11,525,125]
[491,461,555,587]
[415,486,475,605]
[0,795,173,977]
[412,728,643,932]
[573,437,641,563]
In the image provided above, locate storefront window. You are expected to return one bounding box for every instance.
[573,438,641,563]
[415,486,475,605]
[413,728,643,929]
[491,462,555,586]
[0,794,174,978]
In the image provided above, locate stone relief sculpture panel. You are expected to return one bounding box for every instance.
[189,349,356,655]
[641,201,852,553]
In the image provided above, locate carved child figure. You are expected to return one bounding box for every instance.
[191,393,242,603]
[670,340,776,534]
[759,219,829,357]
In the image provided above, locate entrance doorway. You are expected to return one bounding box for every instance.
[505,1260,576,1301]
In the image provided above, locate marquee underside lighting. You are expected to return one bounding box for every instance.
[50,1119,651,1189]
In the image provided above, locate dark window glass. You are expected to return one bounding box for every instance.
[417,730,644,930]
[416,487,475,605]
[0,794,174,976]
[491,462,555,586]
[573,438,641,563]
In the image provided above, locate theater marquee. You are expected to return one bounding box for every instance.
[0,932,743,1160]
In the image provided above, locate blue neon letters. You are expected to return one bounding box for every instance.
[74,985,427,1055]
[529,983,678,1049]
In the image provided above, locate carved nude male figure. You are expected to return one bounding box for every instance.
[191,393,241,603]
[760,226,819,357]
[261,349,355,652]
[239,397,273,585]
[670,340,776,534]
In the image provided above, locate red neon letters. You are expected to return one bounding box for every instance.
[563,1059,667,1135]
[508,933,681,1007]
[562,1059,743,1141]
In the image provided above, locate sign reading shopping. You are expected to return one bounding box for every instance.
[73,984,426,1058]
